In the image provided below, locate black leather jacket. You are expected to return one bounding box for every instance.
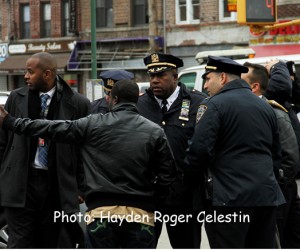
[4,102,176,212]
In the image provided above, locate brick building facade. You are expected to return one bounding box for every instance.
[0,0,299,95]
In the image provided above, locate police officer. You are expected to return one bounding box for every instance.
[263,60,300,248]
[286,60,300,114]
[91,69,134,114]
[184,56,285,248]
[137,53,207,248]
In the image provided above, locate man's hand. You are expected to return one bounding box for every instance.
[0,105,8,128]
[265,59,280,75]
[78,195,85,204]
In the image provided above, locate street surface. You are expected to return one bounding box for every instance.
[157,179,300,249]
[157,223,209,249]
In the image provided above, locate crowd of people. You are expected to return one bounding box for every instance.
[0,51,299,248]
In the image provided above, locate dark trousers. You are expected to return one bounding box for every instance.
[205,205,277,248]
[5,169,59,248]
[154,209,202,248]
[86,218,155,248]
[277,180,300,248]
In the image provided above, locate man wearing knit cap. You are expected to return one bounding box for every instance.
[91,69,134,114]
[137,53,207,248]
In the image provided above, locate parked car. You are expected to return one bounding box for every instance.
[178,54,300,93]
[137,82,150,94]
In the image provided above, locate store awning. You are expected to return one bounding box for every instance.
[250,44,300,57]
[68,37,164,71]
[0,53,71,74]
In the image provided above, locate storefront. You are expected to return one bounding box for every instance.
[0,40,79,92]
[249,20,300,57]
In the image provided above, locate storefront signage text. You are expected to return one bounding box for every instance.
[0,43,8,62]
[27,42,62,52]
[250,20,300,45]
[8,41,75,54]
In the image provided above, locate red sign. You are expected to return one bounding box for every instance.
[269,23,300,35]
[227,0,237,12]
[250,20,300,46]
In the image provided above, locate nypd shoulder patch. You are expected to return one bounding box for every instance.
[196,105,208,123]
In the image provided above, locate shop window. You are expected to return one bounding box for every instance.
[20,4,30,39]
[41,3,51,37]
[132,0,148,26]
[219,0,237,22]
[96,0,113,28]
[176,0,200,24]
[63,74,78,92]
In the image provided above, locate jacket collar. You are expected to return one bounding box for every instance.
[218,79,251,94]
[15,75,75,118]
[55,75,74,102]
[111,102,138,113]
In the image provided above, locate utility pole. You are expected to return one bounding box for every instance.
[90,0,97,79]
[148,0,159,53]
[163,0,167,53]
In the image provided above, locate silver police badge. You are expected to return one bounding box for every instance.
[196,105,207,123]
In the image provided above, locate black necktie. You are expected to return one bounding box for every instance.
[161,99,168,114]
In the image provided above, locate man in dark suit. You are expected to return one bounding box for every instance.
[184,56,285,248]
[137,53,207,248]
[0,52,91,248]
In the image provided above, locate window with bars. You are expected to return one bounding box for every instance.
[176,0,200,24]
[219,0,237,22]
[96,0,113,28]
[20,4,30,39]
[41,3,51,37]
[62,0,72,36]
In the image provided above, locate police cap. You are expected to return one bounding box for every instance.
[202,55,248,79]
[144,53,183,74]
[99,70,134,92]
[286,61,296,77]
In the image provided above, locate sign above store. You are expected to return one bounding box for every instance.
[0,43,8,62]
[250,20,300,46]
[8,40,76,55]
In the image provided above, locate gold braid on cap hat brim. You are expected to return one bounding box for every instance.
[148,67,169,73]
[147,62,177,68]
[205,66,218,70]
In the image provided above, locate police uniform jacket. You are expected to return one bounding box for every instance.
[265,62,300,174]
[91,97,109,114]
[185,79,285,207]
[4,102,176,213]
[137,82,207,209]
[265,98,299,184]
[0,76,91,212]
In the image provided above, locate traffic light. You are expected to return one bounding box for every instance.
[237,0,277,25]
